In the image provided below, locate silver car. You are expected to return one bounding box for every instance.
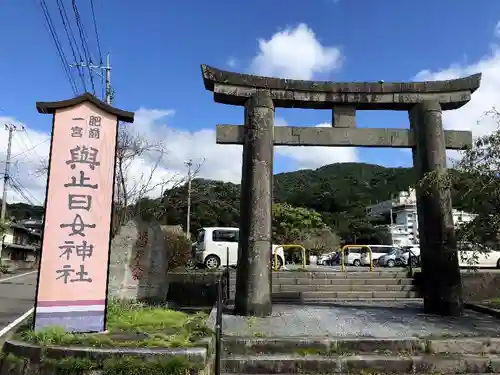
[377,248,404,267]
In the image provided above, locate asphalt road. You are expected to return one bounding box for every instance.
[0,271,37,336]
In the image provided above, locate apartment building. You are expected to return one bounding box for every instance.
[366,189,476,246]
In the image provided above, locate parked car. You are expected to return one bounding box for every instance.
[457,243,500,268]
[397,246,421,267]
[317,252,334,265]
[360,245,395,266]
[193,227,285,270]
[330,247,362,266]
[377,248,402,267]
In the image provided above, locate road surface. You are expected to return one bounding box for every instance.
[0,271,37,336]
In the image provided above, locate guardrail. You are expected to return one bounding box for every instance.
[273,244,306,271]
[340,245,374,272]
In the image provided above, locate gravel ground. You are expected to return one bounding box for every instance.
[222,301,500,338]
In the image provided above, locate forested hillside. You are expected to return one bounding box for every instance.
[5,162,482,243]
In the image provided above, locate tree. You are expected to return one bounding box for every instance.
[301,227,341,255]
[272,203,327,244]
[423,109,500,265]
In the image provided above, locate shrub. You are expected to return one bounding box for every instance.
[0,264,9,274]
[165,230,192,271]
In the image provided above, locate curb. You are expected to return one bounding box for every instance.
[3,339,208,364]
[222,336,500,355]
[222,353,500,374]
[466,303,500,318]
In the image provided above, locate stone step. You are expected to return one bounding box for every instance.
[230,278,415,285]
[229,284,416,293]
[222,353,500,374]
[222,337,500,356]
[273,271,411,279]
[271,291,419,300]
[223,297,424,304]
[229,271,410,279]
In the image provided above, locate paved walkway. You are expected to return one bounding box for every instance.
[0,271,37,336]
[222,302,500,338]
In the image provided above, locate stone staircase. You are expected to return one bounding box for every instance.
[220,336,500,374]
[228,270,420,302]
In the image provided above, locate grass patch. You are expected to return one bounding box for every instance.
[3,352,199,375]
[17,299,212,348]
[484,298,500,308]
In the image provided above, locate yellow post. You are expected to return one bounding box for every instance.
[273,244,307,271]
[340,245,346,272]
[338,244,375,272]
[367,245,373,272]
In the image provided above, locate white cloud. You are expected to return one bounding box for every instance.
[126,111,357,194]
[275,121,358,170]
[250,23,342,80]
[0,109,359,206]
[495,21,500,38]
[0,118,50,207]
[414,45,500,140]
[227,57,237,69]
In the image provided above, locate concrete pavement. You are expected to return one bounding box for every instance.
[0,271,37,336]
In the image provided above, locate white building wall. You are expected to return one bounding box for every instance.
[368,188,476,246]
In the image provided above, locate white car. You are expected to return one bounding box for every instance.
[340,247,363,266]
[317,252,334,265]
[193,227,285,270]
[458,243,500,268]
[360,245,396,266]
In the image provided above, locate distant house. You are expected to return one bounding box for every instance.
[1,222,41,270]
[18,218,44,236]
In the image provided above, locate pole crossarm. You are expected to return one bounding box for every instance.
[201,65,481,111]
[216,125,472,150]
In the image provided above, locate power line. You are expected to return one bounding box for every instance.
[55,0,87,92]
[10,139,49,161]
[89,0,103,60]
[38,0,78,95]
[72,0,96,95]
[71,54,112,103]
[10,176,41,207]
[20,131,44,162]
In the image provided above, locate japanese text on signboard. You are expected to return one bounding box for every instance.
[56,116,102,284]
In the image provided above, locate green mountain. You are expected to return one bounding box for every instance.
[6,162,482,243]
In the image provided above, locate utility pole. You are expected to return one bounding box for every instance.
[185,159,193,239]
[105,54,112,104]
[70,53,112,104]
[1,123,23,263]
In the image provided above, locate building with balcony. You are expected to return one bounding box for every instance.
[367,188,476,246]
[1,222,41,270]
[18,218,43,236]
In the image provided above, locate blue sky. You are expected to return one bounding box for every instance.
[1,0,500,203]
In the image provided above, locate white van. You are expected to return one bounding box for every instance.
[193,227,285,270]
[458,243,500,268]
[360,245,395,266]
[341,247,363,266]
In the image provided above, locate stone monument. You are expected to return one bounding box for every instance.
[201,64,481,317]
[108,219,169,301]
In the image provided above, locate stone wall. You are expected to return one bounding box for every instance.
[461,272,500,302]
[166,268,225,308]
[414,271,500,302]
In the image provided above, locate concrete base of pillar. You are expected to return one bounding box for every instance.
[233,301,272,317]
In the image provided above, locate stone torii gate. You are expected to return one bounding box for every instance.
[201,64,482,317]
